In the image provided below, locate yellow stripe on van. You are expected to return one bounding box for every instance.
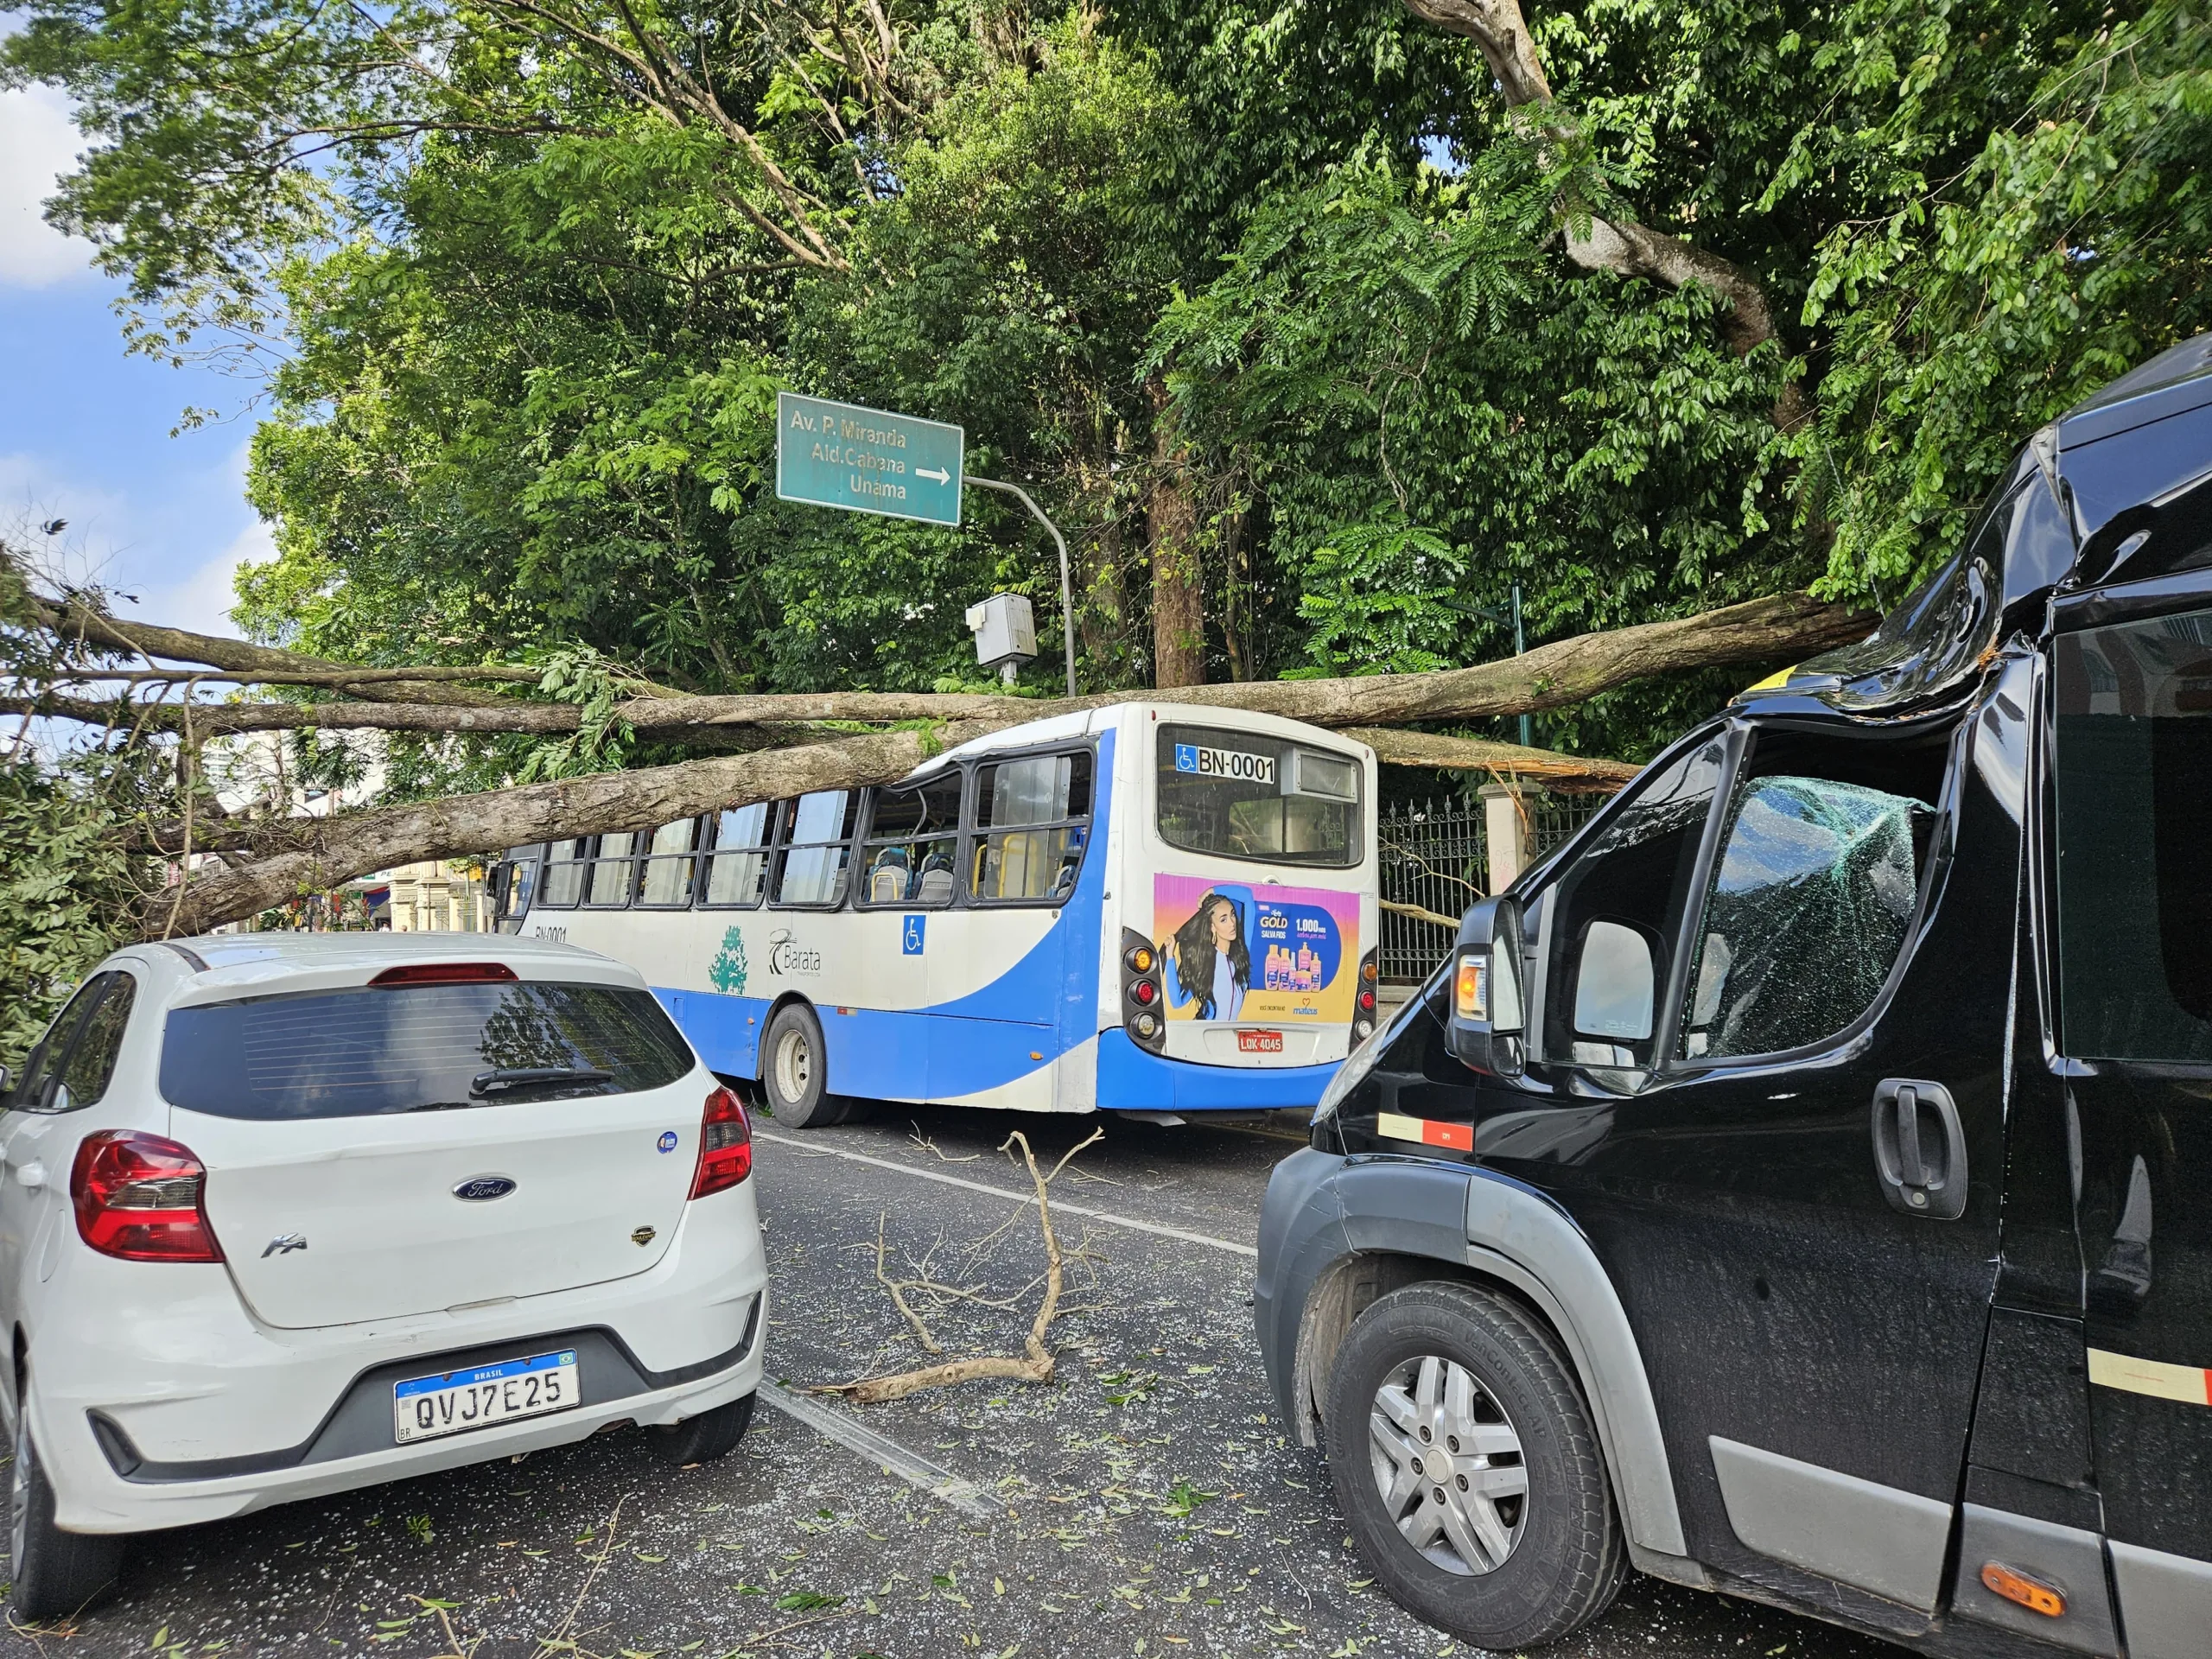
[2088,1347,2212,1407]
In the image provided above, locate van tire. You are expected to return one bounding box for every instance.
[650,1391,754,1466]
[10,1385,124,1622]
[1325,1281,1624,1650]
[760,1003,847,1128]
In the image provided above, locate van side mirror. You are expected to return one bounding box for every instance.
[1446,897,1525,1077]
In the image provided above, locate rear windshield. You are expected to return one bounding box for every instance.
[160,982,694,1121]
[1156,724,1363,868]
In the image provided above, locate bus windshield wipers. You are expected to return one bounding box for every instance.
[469,1065,613,1096]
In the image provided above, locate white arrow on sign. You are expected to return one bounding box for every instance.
[915,466,951,485]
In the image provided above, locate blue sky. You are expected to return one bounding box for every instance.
[3,82,269,641]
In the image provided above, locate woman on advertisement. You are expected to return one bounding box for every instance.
[1163,890,1251,1020]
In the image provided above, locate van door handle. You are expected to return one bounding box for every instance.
[1872,1078,1966,1220]
[13,1162,44,1190]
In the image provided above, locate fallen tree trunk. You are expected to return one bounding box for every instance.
[1351,728,1637,790]
[143,725,1632,919]
[31,598,680,707]
[80,588,1866,935]
[39,591,1871,741]
[164,724,1003,934]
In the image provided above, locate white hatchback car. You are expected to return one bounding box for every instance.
[0,933,766,1619]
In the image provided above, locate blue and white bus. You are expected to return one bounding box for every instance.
[493,703,1380,1126]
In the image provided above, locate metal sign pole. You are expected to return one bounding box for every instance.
[969,475,1077,698]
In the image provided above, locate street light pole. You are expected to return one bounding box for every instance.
[968,475,1077,698]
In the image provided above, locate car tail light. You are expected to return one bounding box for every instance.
[690,1085,753,1198]
[71,1131,224,1262]
[1130,979,1158,1007]
[371,963,518,986]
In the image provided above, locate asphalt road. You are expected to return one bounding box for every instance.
[5,1107,1897,1659]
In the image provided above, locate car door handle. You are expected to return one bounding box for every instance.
[13,1162,44,1190]
[1872,1078,1966,1220]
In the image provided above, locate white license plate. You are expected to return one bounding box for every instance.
[392,1349,579,1444]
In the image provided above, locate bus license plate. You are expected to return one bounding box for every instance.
[393,1350,579,1444]
[1237,1030,1285,1053]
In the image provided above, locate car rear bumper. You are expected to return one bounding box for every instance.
[23,1182,766,1534]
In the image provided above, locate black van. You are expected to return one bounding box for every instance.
[1257,336,2212,1656]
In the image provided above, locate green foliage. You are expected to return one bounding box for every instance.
[1151,153,1797,752]
[1292,518,1471,677]
[0,759,136,1068]
[1794,2,2212,599]
[7,0,2209,779]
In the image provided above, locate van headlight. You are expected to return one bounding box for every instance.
[1313,1022,1388,1125]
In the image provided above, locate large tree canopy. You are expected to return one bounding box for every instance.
[1,0,2206,1045]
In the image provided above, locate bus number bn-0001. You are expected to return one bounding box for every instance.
[1175,743,1275,785]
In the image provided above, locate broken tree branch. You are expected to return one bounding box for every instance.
[820,1128,1103,1405]
[22,591,1869,741]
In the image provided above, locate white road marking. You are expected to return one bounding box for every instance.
[754,1129,1259,1258]
[759,1382,997,1521]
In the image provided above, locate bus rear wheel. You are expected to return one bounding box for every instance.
[761,1002,850,1128]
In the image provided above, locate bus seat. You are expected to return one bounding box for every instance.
[868,847,911,904]
[916,852,955,906]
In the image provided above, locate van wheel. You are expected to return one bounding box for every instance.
[1325,1281,1624,1650]
[760,1003,847,1128]
[651,1391,754,1466]
[10,1387,124,1622]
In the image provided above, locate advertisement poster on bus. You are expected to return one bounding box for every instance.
[1152,874,1359,1024]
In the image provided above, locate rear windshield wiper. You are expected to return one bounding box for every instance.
[469,1065,613,1097]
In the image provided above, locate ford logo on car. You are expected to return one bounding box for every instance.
[452,1176,518,1202]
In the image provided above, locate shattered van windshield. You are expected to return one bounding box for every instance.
[1681,777,1929,1059]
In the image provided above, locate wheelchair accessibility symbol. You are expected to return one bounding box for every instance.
[902,915,926,956]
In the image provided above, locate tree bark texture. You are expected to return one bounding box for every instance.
[165,724,1000,936]
[33,591,1869,741]
[1146,378,1206,689]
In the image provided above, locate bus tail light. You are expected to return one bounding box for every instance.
[1354,947,1381,1040]
[690,1085,753,1198]
[72,1131,225,1262]
[1120,927,1167,1052]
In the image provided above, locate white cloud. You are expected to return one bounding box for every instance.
[0,85,94,288]
[127,517,276,640]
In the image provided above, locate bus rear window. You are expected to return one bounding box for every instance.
[160,982,694,1120]
[1155,725,1363,868]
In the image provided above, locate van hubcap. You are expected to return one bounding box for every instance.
[1367,1354,1528,1575]
[773,1029,812,1103]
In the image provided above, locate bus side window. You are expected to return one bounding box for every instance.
[638,818,702,907]
[861,773,962,908]
[702,803,775,908]
[584,833,641,907]
[538,839,586,908]
[773,790,862,908]
[971,751,1092,905]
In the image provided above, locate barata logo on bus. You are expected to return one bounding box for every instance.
[767,929,823,977]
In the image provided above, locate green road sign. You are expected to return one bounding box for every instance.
[775,391,964,527]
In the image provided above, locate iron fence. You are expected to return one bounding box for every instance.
[1377,791,1608,982]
